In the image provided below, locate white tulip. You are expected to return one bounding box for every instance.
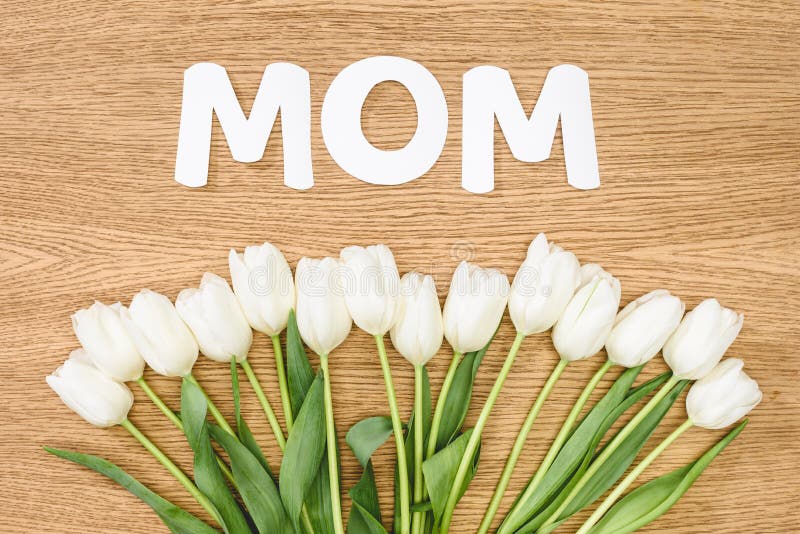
[121,289,199,377]
[443,261,510,354]
[686,358,761,429]
[552,264,621,362]
[390,273,444,366]
[509,233,581,335]
[176,273,253,363]
[72,301,145,382]
[663,298,744,380]
[339,244,401,336]
[605,290,685,368]
[229,242,295,336]
[295,257,353,355]
[46,349,134,427]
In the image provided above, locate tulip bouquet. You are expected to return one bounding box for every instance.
[46,235,761,534]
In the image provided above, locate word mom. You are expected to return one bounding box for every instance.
[175,56,599,193]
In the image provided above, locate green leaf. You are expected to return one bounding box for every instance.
[589,420,748,534]
[44,447,220,534]
[436,337,493,450]
[287,309,315,418]
[421,429,481,523]
[347,462,388,534]
[305,451,336,534]
[280,372,327,531]
[346,416,394,468]
[231,360,272,478]
[181,378,250,534]
[513,371,673,534]
[209,425,290,534]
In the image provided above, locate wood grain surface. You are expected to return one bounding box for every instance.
[1,1,799,532]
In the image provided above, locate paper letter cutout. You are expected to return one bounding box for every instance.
[321,56,448,185]
[175,62,313,189]
[462,64,599,193]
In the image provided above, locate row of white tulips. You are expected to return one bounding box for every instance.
[47,234,761,534]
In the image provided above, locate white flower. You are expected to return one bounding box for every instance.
[121,289,199,377]
[46,349,134,427]
[509,233,581,335]
[605,290,685,368]
[552,264,621,361]
[295,257,353,355]
[228,242,295,336]
[443,261,510,353]
[663,298,744,380]
[176,273,253,363]
[339,244,401,336]
[390,273,443,366]
[72,301,144,382]
[686,358,761,429]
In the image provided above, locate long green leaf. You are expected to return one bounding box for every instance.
[44,447,220,534]
[181,378,250,534]
[231,360,272,477]
[421,429,480,523]
[305,451,336,534]
[513,371,673,534]
[286,309,315,417]
[209,425,290,534]
[346,416,394,468]
[280,372,326,531]
[589,420,748,534]
[347,462,389,534]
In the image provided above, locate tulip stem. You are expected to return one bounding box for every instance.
[539,374,681,530]
[184,374,236,436]
[440,331,526,533]
[577,418,694,534]
[412,364,426,534]
[426,350,462,460]
[319,353,345,534]
[121,418,222,526]
[375,334,411,534]
[135,377,237,487]
[495,359,615,534]
[478,357,571,534]
[271,334,295,431]
[238,359,287,450]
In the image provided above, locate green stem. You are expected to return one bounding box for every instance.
[319,353,345,534]
[539,374,681,529]
[577,419,694,534]
[426,350,462,460]
[375,334,411,534]
[185,374,236,436]
[412,364,426,534]
[499,359,615,534]
[239,359,287,450]
[477,357,571,534]
[121,418,222,526]
[135,377,236,486]
[271,334,295,431]
[440,331,526,533]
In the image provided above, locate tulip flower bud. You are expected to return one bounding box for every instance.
[552,264,621,362]
[443,261,510,354]
[509,233,581,335]
[663,298,744,380]
[339,244,401,336]
[605,290,685,368]
[46,349,134,427]
[228,242,295,336]
[176,273,253,363]
[686,358,761,429]
[295,257,353,355]
[390,272,444,366]
[121,289,199,377]
[72,301,145,382]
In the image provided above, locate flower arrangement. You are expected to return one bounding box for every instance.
[46,234,761,534]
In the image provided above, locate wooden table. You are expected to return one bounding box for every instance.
[2,1,798,532]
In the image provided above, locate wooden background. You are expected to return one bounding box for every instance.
[1,1,798,532]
